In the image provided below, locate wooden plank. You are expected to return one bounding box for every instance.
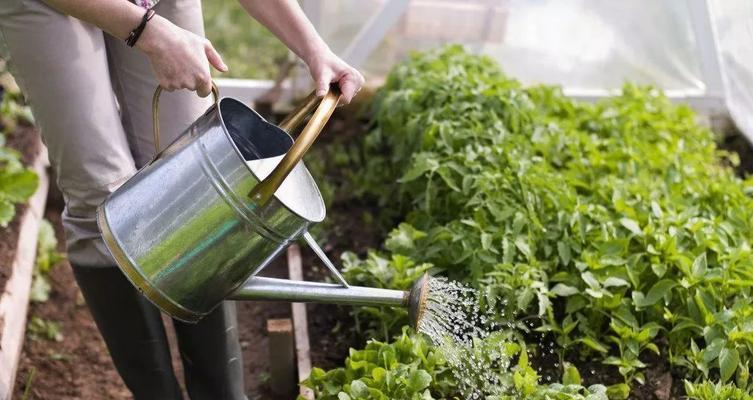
[267,318,297,396]
[287,244,314,400]
[0,144,49,400]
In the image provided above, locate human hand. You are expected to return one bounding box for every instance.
[137,16,228,97]
[303,48,365,105]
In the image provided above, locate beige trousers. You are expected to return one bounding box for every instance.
[0,0,212,267]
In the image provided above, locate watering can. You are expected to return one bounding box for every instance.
[96,83,429,328]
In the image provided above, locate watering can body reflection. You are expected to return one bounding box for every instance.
[97,85,428,327]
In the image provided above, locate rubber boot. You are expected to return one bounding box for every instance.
[72,264,183,400]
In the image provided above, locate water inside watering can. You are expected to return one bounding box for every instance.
[244,156,325,222]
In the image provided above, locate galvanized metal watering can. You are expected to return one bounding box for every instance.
[97,83,428,327]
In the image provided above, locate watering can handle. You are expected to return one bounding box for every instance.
[248,84,341,205]
[152,83,220,154]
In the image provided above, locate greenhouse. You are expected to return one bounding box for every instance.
[1,0,753,399]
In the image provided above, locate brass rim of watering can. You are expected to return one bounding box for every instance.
[97,208,205,323]
[152,81,340,208]
[247,84,341,206]
[152,82,221,154]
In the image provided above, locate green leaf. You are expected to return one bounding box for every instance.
[720,347,740,382]
[603,277,629,288]
[702,338,727,364]
[557,241,571,266]
[400,154,438,182]
[579,337,609,353]
[650,201,663,218]
[619,218,643,236]
[29,275,51,303]
[550,283,579,297]
[385,224,427,253]
[606,383,630,399]
[581,271,600,289]
[632,279,677,308]
[407,370,431,392]
[349,380,369,397]
[0,169,38,202]
[514,237,532,260]
[0,199,13,227]
[692,253,707,278]
[372,367,387,382]
[562,363,581,385]
[481,232,493,251]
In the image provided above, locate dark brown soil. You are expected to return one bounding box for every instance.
[5,124,41,166]
[0,124,41,325]
[0,203,25,294]
[530,330,686,399]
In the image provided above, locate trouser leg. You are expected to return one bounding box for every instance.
[72,265,183,400]
[173,302,246,400]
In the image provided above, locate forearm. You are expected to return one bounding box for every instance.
[41,0,146,41]
[236,0,330,63]
[40,0,179,57]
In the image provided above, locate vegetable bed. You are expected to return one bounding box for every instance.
[300,46,753,400]
[0,83,46,399]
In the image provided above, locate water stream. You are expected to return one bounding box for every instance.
[417,277,514,398]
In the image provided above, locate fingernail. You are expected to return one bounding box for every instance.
[316,89,326,96]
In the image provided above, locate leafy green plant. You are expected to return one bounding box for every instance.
[302,329,607,400]
[27,316,63,342]
[302,330,456,399]
[341,231,433,341]
[311,45,753,396]
[685,380,753,400]
[30,219,65,302]
[0,89,38,227]
[0,88,33,130]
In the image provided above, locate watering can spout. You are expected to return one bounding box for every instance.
[229,273,430,328]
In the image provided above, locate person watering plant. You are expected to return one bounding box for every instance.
[0,0,364,398]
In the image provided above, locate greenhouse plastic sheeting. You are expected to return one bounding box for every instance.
[712,0,753,141]
[319,0,705,90]
[315,0,753,138]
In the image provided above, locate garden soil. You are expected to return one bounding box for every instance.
[0,124,40,295]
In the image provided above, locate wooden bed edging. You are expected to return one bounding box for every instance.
[287,244,315,400]
[0,145,49,400]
